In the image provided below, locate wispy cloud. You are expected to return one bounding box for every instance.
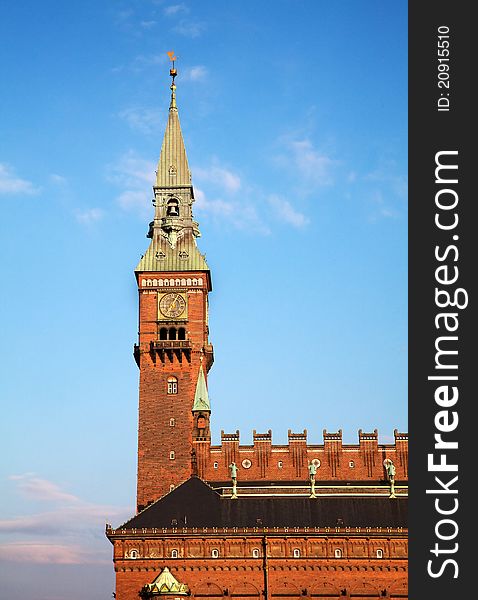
[0,474,130,565]
[0,163,38,195]
[368,190,400,222]
[106,151,154,216]
[75,208,105,225]
[182,65,208,82]
[164,4,189,16]
[268,194,309,228]
[118,107,163,134]
[275,138,335,186]
[112,53,167,74]
[173,20,205,38]
[194,164,241,193]
[0,542,106,565]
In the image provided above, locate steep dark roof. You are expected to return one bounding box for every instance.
[121,477,407,530]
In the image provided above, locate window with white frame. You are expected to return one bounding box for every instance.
[171,549,178,558]
[293,548,301,558]
[211,549,219,558]
[376,549,383,558]
[334,548,342,558]
[168,376,178,394]
[252,548,260,558]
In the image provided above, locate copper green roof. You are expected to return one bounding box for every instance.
[135,234,209,273]
[192,365,210,412]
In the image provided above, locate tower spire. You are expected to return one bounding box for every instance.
[135,55,209,275]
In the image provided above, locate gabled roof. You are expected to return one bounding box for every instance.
[120,477,407,530]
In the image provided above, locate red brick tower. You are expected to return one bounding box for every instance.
[134,68,213,511]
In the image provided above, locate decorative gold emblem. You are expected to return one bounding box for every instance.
[159,293,186,318]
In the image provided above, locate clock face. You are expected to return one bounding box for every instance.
[159,293,186,318]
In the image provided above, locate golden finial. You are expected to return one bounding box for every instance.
[167,51,178,109]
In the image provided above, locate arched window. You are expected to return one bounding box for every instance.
[376,549,384,558]
[130,549,138,559]
[213,462,219,469]
[252,548,260,558]
[178,327,186,340]
[334,548,342,558]
[171,549,178,558]
[166,198,179,216]
[211,549,219,558]
[169,418,175,427]
[293,548,301,558]
[169,451,175,460]
[160,327,168,340]
[168,377,178,394]
[169,327,177,341]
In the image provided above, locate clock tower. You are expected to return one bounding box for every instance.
[134,68,213,511]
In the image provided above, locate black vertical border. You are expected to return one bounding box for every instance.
[409,3,473,598]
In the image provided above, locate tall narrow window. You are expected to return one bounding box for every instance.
[169,327,177,341]
[171,549,178,558]
[211,549,219,558]
[160,327,168,340]
[252,548,260,558]
[376,549,383,558]
[334,548,342,558]
[169,418,175,427]
[168,377,178,394]
[293,548,301,558]
[169,451,175,460]
[178,327,186,340]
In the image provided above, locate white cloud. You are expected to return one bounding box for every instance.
[118,107,163,134]
[140,20,157,29]
[173,20,205,38]
[164,4,189,16]
[369,190,400,221]
[268,194,309,228]
[182,65,208,82]
[289,139,335,184]
[0,163,38,195]
[194,187,270,235]
[194,164,241,193]
[107,151,155,188]
[274,137,335,188]
[116,190,150,212]
[0,542,105,565]
[0,474,130,565]
[75,208,105,225]
[106,151,155,216]
[49,174,67,185]
[9,475,80,503]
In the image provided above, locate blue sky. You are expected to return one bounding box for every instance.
[0,1,407,598]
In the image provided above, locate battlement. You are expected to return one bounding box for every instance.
[193,428,408,484]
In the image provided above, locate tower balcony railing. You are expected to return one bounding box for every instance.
[151,340,192,351]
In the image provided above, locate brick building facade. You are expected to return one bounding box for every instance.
[106,67,408,599]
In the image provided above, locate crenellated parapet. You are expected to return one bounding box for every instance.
[195,429,408,484]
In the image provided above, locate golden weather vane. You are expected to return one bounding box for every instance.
[167,50,178,81]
